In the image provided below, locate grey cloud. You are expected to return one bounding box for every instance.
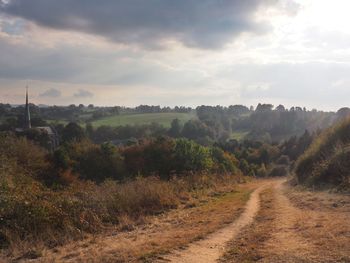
[39,88,61,97]
[0,0,279,49]
[74,89,93,98]
[0,39,90,81]
[0,37,135,83]
[219,62,350,108]
[0,36,203,87]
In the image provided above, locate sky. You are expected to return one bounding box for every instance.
[0,0,349,110]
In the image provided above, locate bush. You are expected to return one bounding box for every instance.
[174,138,213,173]
[269,165,288,177]
[276,155,290,165]
[54,140,125,182]
[0,133,50,179]
[211,147,239,174]
[122,137,239,178]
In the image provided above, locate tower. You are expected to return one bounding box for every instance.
[24,86,31,129]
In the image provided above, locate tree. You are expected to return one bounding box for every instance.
[182,119,214,140]
[174,138,213,172]
[85,122,94,138]
[168,118,182,138]
[276,104,286,111]
[62,122,86,142]
[337,107,350,120]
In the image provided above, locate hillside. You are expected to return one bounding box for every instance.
[295,118,350,188]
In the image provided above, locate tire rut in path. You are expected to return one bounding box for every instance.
[157,181,273,263]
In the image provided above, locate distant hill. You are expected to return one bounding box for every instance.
[295,118,350,189]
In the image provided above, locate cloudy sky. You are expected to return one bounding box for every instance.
[0,0,349,110]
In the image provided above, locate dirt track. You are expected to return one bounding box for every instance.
[157,181,270,263]
[161,178,350,263]
[221,179,350,262]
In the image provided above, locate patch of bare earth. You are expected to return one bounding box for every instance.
[221,180,350,263]
[19,181,260,263]
[156,181,273,263]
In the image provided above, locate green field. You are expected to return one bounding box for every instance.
[231,131,249,141]
[91,112,195,128]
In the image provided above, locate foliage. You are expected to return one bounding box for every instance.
[268,165,288,177]
[0,133,50,179]
[295,118,350,187]
[61,122,86,142]
[122,137,238,178]
[54,140,125,182]
[174,138,214,173]
[168,118,182,137]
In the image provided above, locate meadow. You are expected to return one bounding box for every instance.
[91,112,195,127]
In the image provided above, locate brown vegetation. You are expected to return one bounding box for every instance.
[19,177,252,262]
[0,132,248,261]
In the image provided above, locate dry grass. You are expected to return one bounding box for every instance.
[285,188,350,262]
[0,173,248,262]
[26,179,254,262]
[220,182,350,263]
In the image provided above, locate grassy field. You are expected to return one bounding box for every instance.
[231,131,249,141]
[91,112,195,128]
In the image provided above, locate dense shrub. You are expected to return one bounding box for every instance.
[276,155,290,165]
[54,140,125,182]
[0,133,50,179]
[61,122,86,142]
[174,138,213,173]
[122,137,239,178]
[211,147,239,173]
[268,165,288,177]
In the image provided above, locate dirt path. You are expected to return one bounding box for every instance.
[260,180,315,261]
[157,180,275,263]
[221,179,350,262]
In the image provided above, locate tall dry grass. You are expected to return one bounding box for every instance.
[0,163,243,256]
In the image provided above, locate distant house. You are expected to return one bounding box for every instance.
[15,87,59,151]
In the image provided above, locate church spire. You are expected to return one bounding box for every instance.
[24,86,31,129]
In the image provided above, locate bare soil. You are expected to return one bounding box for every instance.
[156,181,271,263]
